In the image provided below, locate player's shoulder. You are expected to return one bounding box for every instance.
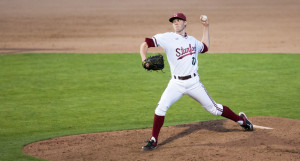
[187,35,202,44]
[154,32,176,38]
[187,35,198,41]
[165,32,177,36]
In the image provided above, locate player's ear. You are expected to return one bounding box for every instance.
[184,21,187,25]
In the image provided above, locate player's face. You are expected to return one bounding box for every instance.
[172,19,187,33]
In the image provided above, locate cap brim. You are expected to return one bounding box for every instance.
[169,17,185,22]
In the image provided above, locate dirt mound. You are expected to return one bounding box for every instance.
[23,117,300,161]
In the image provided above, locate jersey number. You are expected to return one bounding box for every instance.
[192,57,196,65]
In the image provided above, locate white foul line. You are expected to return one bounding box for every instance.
[253,124,273,130]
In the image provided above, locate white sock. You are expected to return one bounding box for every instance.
[150,136,156,142]
[237,120,244,125]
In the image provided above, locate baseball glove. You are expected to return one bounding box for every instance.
[142,54,164,71]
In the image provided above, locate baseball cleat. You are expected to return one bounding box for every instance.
[142,139,157,151]
[239,112,254,131]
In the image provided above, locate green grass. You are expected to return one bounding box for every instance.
[0,53,299,160]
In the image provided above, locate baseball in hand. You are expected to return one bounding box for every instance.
[201,15,208,22]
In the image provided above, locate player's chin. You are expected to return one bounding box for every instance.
[173,26,180,31]
[174,28,183,33]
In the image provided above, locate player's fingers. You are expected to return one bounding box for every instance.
[202,20,209,26]
[145,63,150,68]
[200,15,205,20]
[200,15,209,26]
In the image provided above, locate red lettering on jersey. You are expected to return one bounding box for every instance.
[176,44,196,60]
[176,48,181,57]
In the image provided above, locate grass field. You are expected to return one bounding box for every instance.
[0,53,299,161]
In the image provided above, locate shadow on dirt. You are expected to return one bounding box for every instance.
[159,119,240,147]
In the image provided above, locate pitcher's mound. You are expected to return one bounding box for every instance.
[23,117,300,161]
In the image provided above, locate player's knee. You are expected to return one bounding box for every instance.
[205,106,218,115]
[155,104,169,116]
[155,108,167,116]
[203,104,223,116]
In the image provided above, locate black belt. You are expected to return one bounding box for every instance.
[174,73,197,80]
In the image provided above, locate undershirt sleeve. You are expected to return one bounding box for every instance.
[201,43,208,53]
[145,38,155,48]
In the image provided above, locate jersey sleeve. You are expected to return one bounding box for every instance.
[152,33,167,49]
[144,33,166,48]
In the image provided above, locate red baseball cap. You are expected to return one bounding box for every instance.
[169,12,187,22]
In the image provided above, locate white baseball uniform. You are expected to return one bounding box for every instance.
[148,32,224,116]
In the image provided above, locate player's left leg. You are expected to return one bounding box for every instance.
[142,79,184,150]
[186,82,244,124]
[152,79,184,142]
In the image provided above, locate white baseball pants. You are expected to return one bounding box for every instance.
[155,74,224,116]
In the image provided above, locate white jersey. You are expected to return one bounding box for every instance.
[152,32,205,76]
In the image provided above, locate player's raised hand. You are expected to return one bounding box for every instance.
[200,15,209,26]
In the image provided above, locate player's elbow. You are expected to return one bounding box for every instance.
[140,42,148,60]
[205,43,210,49]
[140,42,148,50]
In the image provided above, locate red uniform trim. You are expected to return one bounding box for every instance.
[153,37,158,47]
[177,53,194,60]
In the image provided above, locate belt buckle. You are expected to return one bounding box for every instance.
[178,75,191,80]
[174,73,196,80]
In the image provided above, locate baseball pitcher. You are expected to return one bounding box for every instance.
[140,13,253,151]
